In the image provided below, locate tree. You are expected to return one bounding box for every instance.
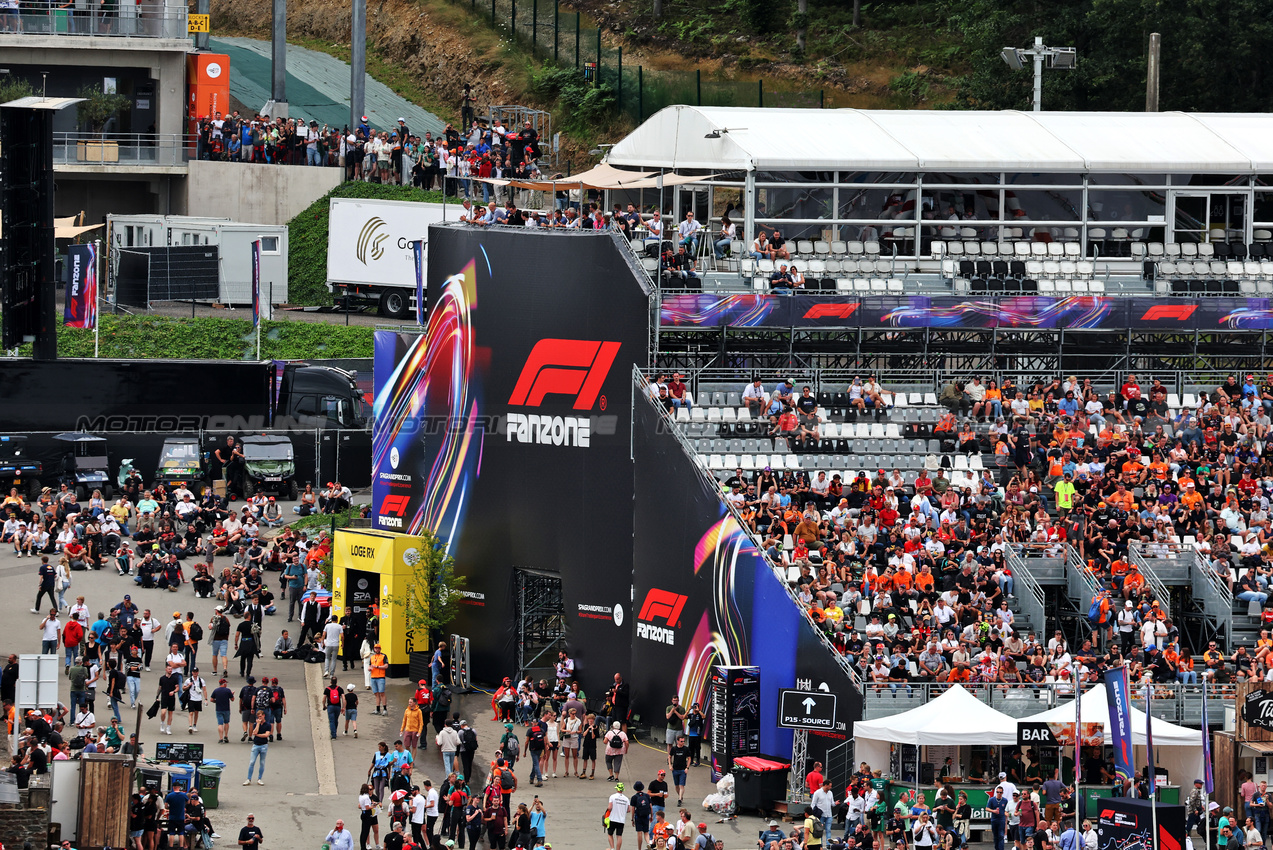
[795,0,808,52]
[945,0,1273,112]
[0,77,33,105]
[653,0,661,19]
[76,84,132,136]
[379,530,467,655]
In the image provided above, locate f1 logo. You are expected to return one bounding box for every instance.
[508,339,621,410]
[380,495,411,517]
[1140,305,1197,321]
[803,303,860,320]
[637,588,688,627]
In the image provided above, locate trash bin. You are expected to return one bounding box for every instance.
[137,767,163,794]
[199,760,225,809]
[169,763,197,793]
[731,756,790,813]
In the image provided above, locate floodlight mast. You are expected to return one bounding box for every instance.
[1000,36,1078,111]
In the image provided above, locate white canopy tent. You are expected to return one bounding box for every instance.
[853,685,1021,773]
[1021,684,1205,786]
[605,105,1273,173]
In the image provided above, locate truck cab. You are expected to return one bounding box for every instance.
[278,363,368,430]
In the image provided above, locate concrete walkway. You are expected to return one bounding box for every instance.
[210,36,446,136]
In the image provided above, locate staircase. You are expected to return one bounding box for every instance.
[1004,543,1096,646]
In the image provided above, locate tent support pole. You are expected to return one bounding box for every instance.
[744,170,756,260]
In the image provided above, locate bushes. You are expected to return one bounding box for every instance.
[288,182,447,307]
[530,66,617,135]
[37,314,374,360]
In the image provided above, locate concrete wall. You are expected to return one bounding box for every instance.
[57,174,187,223]
[186,160,343,224]
[0,35,188,136]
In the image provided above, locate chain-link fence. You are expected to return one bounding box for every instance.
[451,0,831,124]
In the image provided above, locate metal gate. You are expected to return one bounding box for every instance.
[513,568,564,677]
[825,737,855,798]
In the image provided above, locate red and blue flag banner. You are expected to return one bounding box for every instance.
[1104,666,1136,796]
[1146,695,1156,798]
[1201,681,1214,793]
[412,239,425,325]
[251,239,261,328]
[63,243,97,329]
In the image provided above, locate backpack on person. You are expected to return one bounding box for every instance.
[500,769,514,791]
[811,820,825,839]
[503,732,520,761]
[1087,590,1112,626]
[327,686,342,706]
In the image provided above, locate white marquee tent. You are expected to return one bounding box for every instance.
[606,105,1273,173]
[1022,684,1206,785]
[853,685,1020,773]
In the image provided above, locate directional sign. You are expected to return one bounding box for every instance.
[778,688,838,730]
[188,14,210,33]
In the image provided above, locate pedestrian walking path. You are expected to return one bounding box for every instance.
[210,36,446,136]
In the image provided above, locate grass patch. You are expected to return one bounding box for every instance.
[12,313,376,359]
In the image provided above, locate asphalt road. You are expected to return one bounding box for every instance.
[0,499,773,849]
[111,301,415,328]
[55,288,419,328]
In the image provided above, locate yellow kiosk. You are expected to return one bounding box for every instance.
[331,528,426,674]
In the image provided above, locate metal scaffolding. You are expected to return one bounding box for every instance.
[514,568,565,676]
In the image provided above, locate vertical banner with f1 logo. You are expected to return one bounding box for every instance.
[63,244,97,329]
[411,239,425,326]
[1104,666,1136,795]
[251,239,261,328]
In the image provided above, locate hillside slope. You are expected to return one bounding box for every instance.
[210,0,962,147]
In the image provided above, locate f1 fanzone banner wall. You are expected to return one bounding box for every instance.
[632,396,862,764]
[372,226,650,682]
[661,293,1273,330]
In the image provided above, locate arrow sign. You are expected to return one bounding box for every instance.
[778,689,838,730]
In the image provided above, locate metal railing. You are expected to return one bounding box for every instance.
[54,134,187,168]
[681,367,1262,404]
[1066,544,1100,641]
[1191,546,1234,644]
[634,366,863,692]
[1128,540,1194,584]
[862,680,1229,724]
[1008,542,1069,583]
[1126,543,1173,619]
[1003,544,1049,639]
[4,4,188,38]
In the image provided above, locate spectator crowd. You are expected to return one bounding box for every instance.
[657,371,1273,695]
[191,108,547,201]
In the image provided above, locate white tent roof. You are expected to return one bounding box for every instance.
[1022,684,1202,747]
[606,105,1273,173]
[853,684,1020,746]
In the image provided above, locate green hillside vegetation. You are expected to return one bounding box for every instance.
[562,0,1273,112]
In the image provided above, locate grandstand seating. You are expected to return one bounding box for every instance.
[641,232,1273,297]
[657,372,1261,688]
